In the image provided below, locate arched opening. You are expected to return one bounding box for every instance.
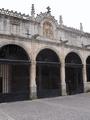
[86,56,90,82]
[65,52,84,95]
[36,49,61,98]
[0,44,30,102]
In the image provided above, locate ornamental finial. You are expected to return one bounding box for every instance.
[31,4,35,17]
[46,6,51,13]
[80,23,83,32]
[59,15,63,25]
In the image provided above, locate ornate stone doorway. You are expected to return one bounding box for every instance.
[36,49,61,98]
[0,44,30,102]
[65,52,84,95]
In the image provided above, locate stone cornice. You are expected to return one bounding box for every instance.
[58,25,90,39]
[0,8,32,21]
[0,33,89,52]
[58,25,84,36]
[0,33,28,41]
[33,38,90,51]
[0,8,41,25]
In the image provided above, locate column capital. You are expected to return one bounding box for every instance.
[31,59,36,65]
[61,62,65,67]
[60,56,65,63]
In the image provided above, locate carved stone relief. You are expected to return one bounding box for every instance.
[43,21,53,39]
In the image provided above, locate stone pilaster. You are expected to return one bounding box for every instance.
[61,62,67,95]
[30,60,37,99]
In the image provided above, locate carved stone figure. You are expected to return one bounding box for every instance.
[43,21,53,39]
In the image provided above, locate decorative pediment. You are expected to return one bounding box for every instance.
[36,10,59,40]
[36,12,58,27]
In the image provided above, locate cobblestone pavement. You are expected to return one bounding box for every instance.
[0,93,90,120]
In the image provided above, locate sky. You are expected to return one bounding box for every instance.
[0,0,90,32]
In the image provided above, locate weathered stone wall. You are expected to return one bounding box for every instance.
[0,8,90,98]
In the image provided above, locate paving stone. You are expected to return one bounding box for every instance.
[0,93,90,120]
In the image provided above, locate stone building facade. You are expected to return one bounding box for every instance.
[0,5,90,102]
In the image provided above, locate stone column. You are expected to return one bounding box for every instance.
[61,62,67,95]
[83,63,87,92]
[30,60,37,99]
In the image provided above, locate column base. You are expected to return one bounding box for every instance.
[62,84,67,96]
[30,86,37,99]
[84,82,90,93]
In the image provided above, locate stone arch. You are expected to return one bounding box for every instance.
[35,46,61,62]
[65,52,84,95]
[36,48,61,98]
[65,50,83,64]
[0,42,31,60]
[0,44,31,102]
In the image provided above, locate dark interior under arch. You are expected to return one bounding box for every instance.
[86,56,90,82]
[0,44,30,102]
[65,52,84,95]
[36,49,61,98]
